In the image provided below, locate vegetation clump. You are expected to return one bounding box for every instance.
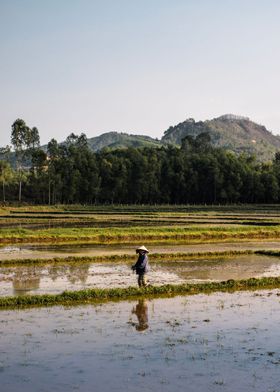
[1,276,280,309]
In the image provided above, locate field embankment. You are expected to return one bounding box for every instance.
[1,276,280,309]
[0,250,259,266]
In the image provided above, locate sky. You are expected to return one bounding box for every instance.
[1,0,280,146]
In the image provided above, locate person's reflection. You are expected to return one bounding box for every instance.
[132,299,149,331]
[13,268,41,295]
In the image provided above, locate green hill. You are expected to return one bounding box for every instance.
[4,114,280,162]
[87,132,162,151]
[162,114,280,161]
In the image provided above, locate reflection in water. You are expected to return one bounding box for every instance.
[2,254,280,297]
[13,267,41,295]
[132,299,149,331]
[9,264,90,295]
[66,264,89,284]
[2,292,280,391]
[13,277,41,295]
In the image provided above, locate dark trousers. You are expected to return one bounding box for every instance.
[138,274,147,287]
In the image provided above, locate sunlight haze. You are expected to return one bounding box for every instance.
[1,0,280,145]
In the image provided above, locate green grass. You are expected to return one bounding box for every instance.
[1,225,280,244]
[1,276,280,309]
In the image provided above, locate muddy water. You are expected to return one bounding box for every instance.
[0,262,184,296]
[1,291,280,391]
[1,254,280,296]
[1,240,280,260]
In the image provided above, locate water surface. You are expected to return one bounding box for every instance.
[1,240,280,260]
[1,254,280,296]
[1,291,280,391]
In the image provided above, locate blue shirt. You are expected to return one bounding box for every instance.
[134,254,149,275]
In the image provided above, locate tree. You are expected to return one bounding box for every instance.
[11,119,30,202]
[0,160,14,202]
[47,139,61,204]
[0,145,11,161]
[28,127,40,150]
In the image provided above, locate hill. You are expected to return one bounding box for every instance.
[4,115,280,162]
[87,132,162,151]
[15,132,162,165]
[162,114,280,161]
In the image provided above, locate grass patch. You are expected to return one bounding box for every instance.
[1,276,280,309]
[1,225,280,244]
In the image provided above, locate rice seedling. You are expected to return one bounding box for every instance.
[1,224,280,244]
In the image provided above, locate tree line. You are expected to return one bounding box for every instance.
[1,118,280,204]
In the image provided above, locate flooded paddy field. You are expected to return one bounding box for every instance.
[1,290,280,392]
[2,240,280,261]
[2,205,280,246]
[0,210,252,231]
[2,206,280,390]
[0,213,260,230]
[1,254,280,297]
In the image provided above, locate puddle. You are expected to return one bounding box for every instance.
[156,254,280,281]
[1,254,280,296]
[1,290,280,391]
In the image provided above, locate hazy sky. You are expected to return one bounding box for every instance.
[1,0,280,146]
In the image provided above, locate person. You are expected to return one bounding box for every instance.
[132,299,149,331]
[132,245,150,287]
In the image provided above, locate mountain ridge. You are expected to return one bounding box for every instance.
[73,114,280,161]
[161,114,280,161]
[5,114,280,162]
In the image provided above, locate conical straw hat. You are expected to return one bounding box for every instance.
[136,245,149,253]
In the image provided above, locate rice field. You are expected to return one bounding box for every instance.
[2,291,280,391]
[2,204,280,391]
[2,204,280,303]
[1,204,280,244]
